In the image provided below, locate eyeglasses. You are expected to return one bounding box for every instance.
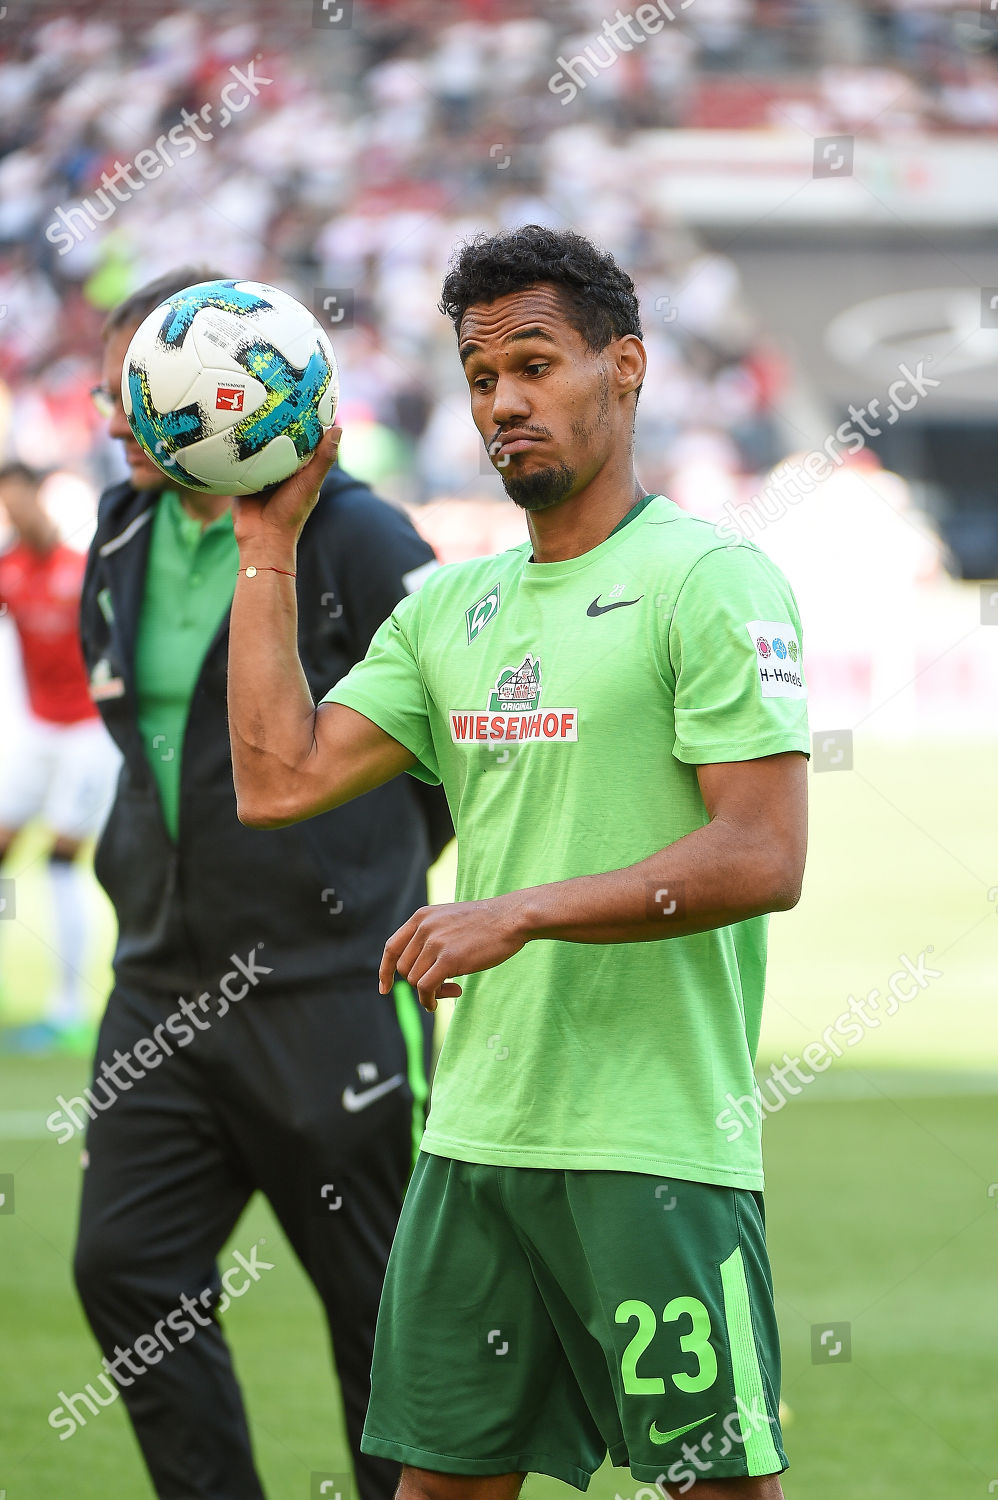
[90,384,119,419]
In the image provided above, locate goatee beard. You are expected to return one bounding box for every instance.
[502,461,576,512]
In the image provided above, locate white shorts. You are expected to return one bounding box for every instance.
[0,712,120,841]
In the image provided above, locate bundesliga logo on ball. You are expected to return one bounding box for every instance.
[121,279,339,495]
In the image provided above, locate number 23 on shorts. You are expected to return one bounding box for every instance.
[615,1296,718,1394]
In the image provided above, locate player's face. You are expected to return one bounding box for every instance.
[101,326,171,492]
[460,285,637,512]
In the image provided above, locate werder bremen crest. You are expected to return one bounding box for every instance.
[466,583,500,643]
[489,655,541,711]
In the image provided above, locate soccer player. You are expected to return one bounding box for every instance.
[72,269,450,1500]
[228,226,809,1500]
[0,462,119,1050]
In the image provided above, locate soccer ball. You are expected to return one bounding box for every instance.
[121,279,338,496]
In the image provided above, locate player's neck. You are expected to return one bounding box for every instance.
[525,469,646,564]
[177,489,233,527]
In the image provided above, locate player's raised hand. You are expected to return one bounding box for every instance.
[379,897,529,1011]
[232,424,341,551]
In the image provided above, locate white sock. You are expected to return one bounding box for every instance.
[48,858,90,1025]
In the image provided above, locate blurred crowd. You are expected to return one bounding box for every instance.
[1,0,993,510]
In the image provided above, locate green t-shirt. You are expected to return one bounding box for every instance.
[135,490,238,840]
[324,495,810,1189]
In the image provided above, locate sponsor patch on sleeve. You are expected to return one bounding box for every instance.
[745,620,807,699]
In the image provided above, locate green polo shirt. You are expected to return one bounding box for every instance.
[135,489,238,840]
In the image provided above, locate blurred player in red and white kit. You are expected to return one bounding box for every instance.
[0,462,119,1050]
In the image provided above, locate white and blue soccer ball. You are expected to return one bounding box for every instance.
[122,279,339,495]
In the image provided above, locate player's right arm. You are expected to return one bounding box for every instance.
[228,429,416,828]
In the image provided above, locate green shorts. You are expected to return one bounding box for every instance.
[361,1153,787,1492]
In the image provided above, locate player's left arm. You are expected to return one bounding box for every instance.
[381,752,806,1010]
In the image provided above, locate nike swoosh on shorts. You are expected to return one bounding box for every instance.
[648,1411,717,1446]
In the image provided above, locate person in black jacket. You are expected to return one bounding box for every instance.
[71,269,450,1500]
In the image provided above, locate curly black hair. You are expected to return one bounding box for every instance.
[439,225,642,352]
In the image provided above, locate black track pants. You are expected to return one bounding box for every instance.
[73,979,431,1500]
